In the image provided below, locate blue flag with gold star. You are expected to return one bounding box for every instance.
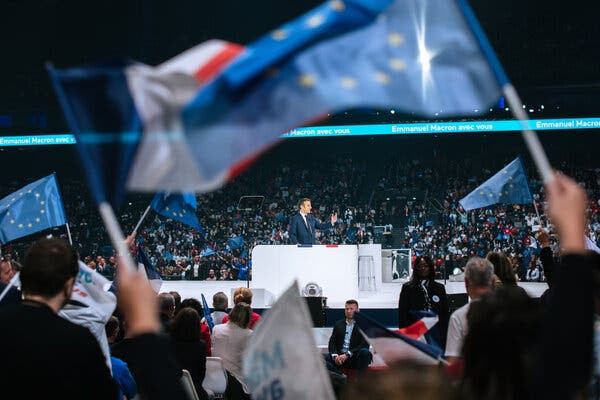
[0,174,68,244]
[150,193,203,232]
[181,0,504,189]
[459,157,533,211]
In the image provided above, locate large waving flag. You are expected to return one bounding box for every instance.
[150,192,203,232]
[0,174,68,244]
[48,40,242,206]
[355,312,444,365]
[50,0,505,196]
[459,157,533,211]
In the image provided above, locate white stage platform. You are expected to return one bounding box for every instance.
[158,280,548,309]
[159,244,548,308]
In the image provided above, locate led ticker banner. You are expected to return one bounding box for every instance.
[2,117,600,147]
[284,117,600,137]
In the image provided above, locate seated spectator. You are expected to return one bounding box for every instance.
[169,307,209,400]
[212,302,253,400]
[106,316,137,400]
[323,299,372,374]
[398,256,449,348]
[170,291,182,314]
[222,287,261,329]
[445,257,494,365]
[158,292,176,333]
[211,291,229,325]
[180,297,212,356]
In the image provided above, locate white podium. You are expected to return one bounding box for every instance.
[251,244,381,306]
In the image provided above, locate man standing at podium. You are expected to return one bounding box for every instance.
[289,198,337,245]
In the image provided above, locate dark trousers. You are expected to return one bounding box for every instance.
[225,372,251,400]
[323,348,372,373]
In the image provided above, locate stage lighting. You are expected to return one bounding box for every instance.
[302,282,322,297]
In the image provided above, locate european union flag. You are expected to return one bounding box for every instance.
[182,0,503,186]
[0,174,68,244]
[228,236,244,250]
[150,193,203,232]
[459,157,533,211]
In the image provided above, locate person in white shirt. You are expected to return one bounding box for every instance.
[212,302,253,399]
[445,257,494,364]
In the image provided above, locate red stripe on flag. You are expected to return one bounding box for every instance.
[194,44,244,83]
[326,244,338,248]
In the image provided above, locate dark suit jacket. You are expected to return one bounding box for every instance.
[0,282,21,307]
[328,319,369,356]
[289,213,333,244]
[0,300,118,399]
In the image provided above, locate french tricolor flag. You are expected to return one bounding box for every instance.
[49,40,245,206]
[354,312,444,365]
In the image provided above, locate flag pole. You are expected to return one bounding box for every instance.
[0,272,20,303]
[98,202,136,273]
[65,223,73,245]
[132,205,152,235]
[502,85,553,183]
[456,0,554,184]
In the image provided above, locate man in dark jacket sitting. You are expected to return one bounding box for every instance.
[324,299,372,373]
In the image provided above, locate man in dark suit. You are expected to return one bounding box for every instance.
[0,281,21,306]
[324,299,372,373]
[289,198,337,244]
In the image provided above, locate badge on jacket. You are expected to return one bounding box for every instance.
[432,295,440,303]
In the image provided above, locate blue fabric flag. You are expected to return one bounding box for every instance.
[228,236,244,250]
[0,174,68,244]
[200,246,216,258]
[50,0,506,197]
[47,63,141,208]
[150,193,203,232]
[182,0,503,186]
[459,157,533,211]
[201,294,215,333]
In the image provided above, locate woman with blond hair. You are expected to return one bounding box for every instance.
[221,287,261,329]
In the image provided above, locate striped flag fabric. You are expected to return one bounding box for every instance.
[354,312,444,365]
